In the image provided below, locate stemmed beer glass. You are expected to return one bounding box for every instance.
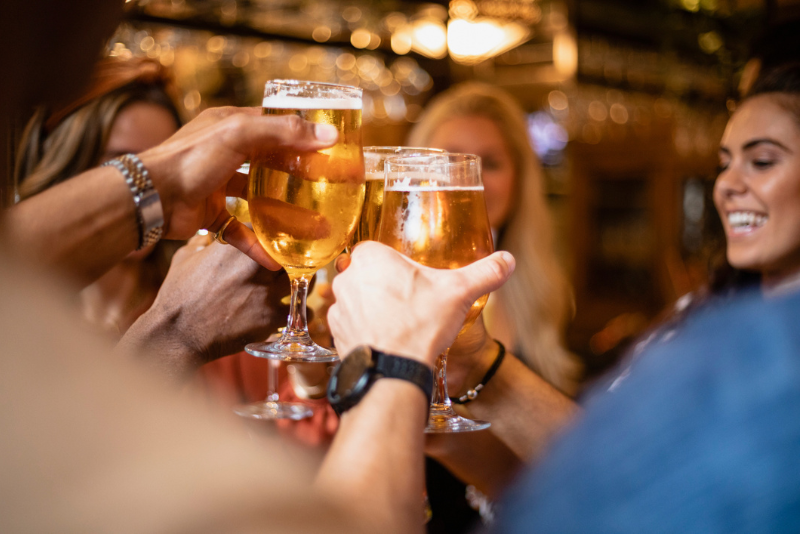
[245,80,365,363]
[348,147,444,248]
[379,154,493,433]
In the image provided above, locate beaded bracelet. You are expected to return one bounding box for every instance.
[450,340,506,405]
[103,153,163,250]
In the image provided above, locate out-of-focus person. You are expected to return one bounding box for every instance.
[408,82,579,396]
[15,57,182,335]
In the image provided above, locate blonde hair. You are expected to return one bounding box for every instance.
[408,82,581,394]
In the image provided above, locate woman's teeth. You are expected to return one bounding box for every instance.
[728,211,767,231]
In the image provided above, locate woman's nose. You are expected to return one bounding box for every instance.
[715,163,747,198]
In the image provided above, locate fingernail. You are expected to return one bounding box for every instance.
[315,124,338,143]
[498,251,515,272]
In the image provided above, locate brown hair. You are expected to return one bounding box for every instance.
[15,58,180,200]
[409,82,581,394]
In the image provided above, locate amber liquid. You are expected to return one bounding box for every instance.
[349,173,385,247]
[249,107,365,278]
[378,187,494,332]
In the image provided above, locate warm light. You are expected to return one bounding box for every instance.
[391,25,413,55]
[367,33,381,50]
[312,26,332,42]
[184,90,201,111]
[351,28,372,49]
[553,31,577,78]
[410,19,448,59]
[254,42,272,58]
[609,103,629,124]
[447,18,529,66]
[698,31,722,54]
[548,90,569,111]
[588,101,607,122]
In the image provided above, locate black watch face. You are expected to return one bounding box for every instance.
[335,346,372,397]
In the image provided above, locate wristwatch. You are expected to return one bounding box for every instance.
[327,346,433,416]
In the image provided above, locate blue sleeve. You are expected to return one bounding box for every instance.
[493,292,800,534]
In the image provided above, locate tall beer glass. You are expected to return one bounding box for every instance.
[348,147,445,249]
[246,80,365,362]
[379,154,493,433]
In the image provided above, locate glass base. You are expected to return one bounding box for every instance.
[424,404,490,434]
[245,340,338,363]
[234,401,314,421]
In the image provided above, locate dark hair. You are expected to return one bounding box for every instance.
[745,62,800,125]
[706,63,800,295]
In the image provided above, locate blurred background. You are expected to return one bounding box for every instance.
[24,0,800,378]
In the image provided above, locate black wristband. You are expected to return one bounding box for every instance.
[450,340,505,405]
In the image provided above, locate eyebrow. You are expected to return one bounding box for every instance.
[742,138,794,153]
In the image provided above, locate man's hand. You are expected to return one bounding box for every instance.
[138,106,340,270]
[119,235,290,381]
[327,242,515,367]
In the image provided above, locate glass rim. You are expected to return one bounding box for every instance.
[363,146,446,154]
[265,79,362,94]
[384,153,481,169]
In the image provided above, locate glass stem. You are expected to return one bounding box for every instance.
[266,359,280,403]
[430,348,452,408]
[284,275,311,340]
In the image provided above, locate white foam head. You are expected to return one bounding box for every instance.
[385,174,483,192]
[262,95,362,110]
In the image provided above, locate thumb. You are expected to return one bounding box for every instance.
[449,251,516,303]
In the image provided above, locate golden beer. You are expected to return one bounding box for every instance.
[249,104,365,278]
[378,186,493,332]
[349,172,384,245]
[348,147,444,249]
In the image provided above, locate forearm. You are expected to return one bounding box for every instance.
[464,353,579,459]
[5,166,139,284]
[427,351,578,496]
[317,380,427,534]
[117,303,204,385]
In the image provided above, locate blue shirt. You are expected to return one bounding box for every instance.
[494,290,800,533]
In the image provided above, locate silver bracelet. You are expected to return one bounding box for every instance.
[103,154,164,250]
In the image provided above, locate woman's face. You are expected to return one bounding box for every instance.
[714,94,800,282]
[427,115,516,229]
[102,101,178,163]
[103,101,179,260]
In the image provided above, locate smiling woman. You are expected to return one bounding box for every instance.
[714,64,800,288]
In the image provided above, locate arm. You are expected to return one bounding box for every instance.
[117,237,290,384]
[425,317,579,498]
[317,242,516,533]
[5,107,338,284]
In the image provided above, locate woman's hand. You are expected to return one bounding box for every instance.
[139,106,340,271]
[445,315,501,399]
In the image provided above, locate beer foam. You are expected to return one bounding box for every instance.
[262,95,362,110]
[366,171,384,181]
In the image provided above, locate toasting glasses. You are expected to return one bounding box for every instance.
[378,153,493,433]
[245,80,365,363]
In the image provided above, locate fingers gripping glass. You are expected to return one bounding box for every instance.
[379,154,493,433]
[246,80,365,363]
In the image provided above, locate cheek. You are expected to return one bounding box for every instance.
[483,171,515,216]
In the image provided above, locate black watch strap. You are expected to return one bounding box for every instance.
[373,351,433,402]
[327,346,433,416]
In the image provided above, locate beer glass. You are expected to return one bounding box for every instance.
[379,154,493,433]
[348,147,445,249]
[246,80,365,362]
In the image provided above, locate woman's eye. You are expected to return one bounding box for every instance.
[753,159,775,169]
[717,161,729,174]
